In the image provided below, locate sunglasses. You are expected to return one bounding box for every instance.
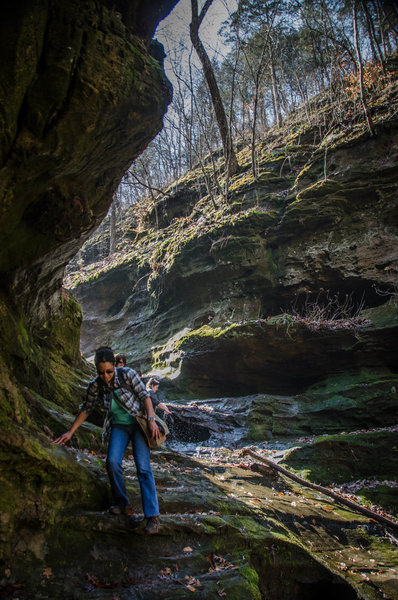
[98,369,114,375]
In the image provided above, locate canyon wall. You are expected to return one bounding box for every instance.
[0,0,177,563]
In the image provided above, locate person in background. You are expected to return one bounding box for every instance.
[137,369,149,385]
[54,346,161,534]
[115,353,127,367]
[146,377,171,416]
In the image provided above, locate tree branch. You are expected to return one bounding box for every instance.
[127,170,172,199]
[241,447,398,532]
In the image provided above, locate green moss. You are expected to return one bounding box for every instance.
[248,369,398,440]
[218,564,262,600]
[362,300,398,328]
[229,171,255,192]
[240,564,261,599]
[356,484,398,513]
[180,323,240,344]
[267,313,295,327]
[293,178,342,205]
[285,430,398,484]
[0,424,108,562]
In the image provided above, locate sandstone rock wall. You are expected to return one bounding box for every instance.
[0,0,174,321]
[0,0,177,564]
[71,84,398,400]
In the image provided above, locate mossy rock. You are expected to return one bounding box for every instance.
[284,430,398,485]
[247,370,398,440]
[1,448,370,600]
[151,312,398,399]
[0,425,109,562]
[356,484,398,514]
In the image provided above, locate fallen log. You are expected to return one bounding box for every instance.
[240,447,398,532]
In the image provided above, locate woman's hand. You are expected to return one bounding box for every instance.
[158,402,171,415]
[53,411,88,445]
[54,431,73,445]
[148,420,161,440]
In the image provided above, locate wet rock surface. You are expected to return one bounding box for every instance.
[2,440,397,599]
[165,396,253,446]
[2,396,397,599]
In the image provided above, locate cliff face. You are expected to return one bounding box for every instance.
[0,0,176,563]
[71,83,398,400]
[0,0,176,321]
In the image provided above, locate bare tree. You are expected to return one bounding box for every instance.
[353,0,375,136]
[109,187,123,255]
[190,0,239,177]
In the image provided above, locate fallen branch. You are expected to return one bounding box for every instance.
[240,448,398,532]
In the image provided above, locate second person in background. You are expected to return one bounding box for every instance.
[115,353,127,367]
[146,377,171,416]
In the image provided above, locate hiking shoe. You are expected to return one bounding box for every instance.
[144,516,160,534]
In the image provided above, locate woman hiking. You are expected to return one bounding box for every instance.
[54,346,161,534]
[146,377,171,416]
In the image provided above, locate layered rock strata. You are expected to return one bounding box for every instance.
[0,0,177,565]
[70,84,398,402]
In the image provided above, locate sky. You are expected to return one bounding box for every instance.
[156,0,238,84]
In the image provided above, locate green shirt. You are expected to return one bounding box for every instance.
[111,397,136,425]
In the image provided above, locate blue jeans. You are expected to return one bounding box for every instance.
[106,424,159,518]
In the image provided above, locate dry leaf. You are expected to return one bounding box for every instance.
[42,567,52,579]
[183,546,193,553]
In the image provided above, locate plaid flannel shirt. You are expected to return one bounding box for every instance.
[80,367,149,442]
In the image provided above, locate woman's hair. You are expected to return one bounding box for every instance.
[94,346,115,366]
[115,353,127,366]
[146,377,160,389]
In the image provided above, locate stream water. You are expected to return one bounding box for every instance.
[165,395,303,460]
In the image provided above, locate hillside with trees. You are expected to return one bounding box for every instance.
[67,0,398,263]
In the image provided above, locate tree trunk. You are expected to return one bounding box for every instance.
[109,197,117,255]
[362,0,386,70]
[190,0,239,177]
[353,0,376,136]
[270,53,283,127]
